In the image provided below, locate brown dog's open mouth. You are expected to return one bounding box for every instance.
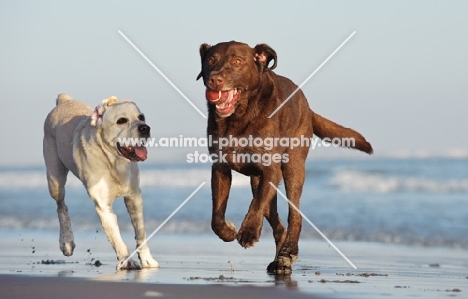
[205,88,241,117]
[117,144,148,162]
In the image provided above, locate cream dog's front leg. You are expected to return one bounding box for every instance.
[94,200,142,270]
[88,181,141,270]
[124,189,159,268]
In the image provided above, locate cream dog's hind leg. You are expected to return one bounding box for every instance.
[43,136,75,256]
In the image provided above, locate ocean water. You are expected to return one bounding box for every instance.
[0,158,467,248]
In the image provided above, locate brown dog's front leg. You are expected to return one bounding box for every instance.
[211,164,237,242]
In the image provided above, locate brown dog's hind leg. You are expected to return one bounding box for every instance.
[264,193,287,272]
[237,169,282,248]
[250,175,288,271]
[267,154,306,275]
[211,164,237,242]
[251,176,287,255]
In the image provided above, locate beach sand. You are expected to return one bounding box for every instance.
[0,229,466,298]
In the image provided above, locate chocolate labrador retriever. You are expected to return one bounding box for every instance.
[196,41,372,274]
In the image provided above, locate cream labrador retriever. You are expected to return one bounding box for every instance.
[43,93,159,270]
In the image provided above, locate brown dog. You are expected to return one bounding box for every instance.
[196,41,372,274]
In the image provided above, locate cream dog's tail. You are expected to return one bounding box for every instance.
[56,93,73,106]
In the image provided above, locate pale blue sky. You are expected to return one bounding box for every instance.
[1,0,467,166]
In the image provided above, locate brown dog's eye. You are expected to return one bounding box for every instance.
[207,57,216,66]
[138,114,145,121]
[116,118,128,124]
[233,58,242,65]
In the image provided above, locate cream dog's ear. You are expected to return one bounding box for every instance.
[91,96,119,127]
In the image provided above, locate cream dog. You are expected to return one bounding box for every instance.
[43,93,159,270]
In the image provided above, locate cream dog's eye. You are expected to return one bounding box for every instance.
[116,118,128,124]
[138,114,145,121]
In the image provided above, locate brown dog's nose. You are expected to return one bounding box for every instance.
[138,124,150,137]
[209,74,224,90]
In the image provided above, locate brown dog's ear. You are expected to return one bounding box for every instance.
[254,44,277,71]
[196,43,212,80]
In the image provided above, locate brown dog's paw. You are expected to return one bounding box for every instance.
[267,242,299,274]
[236,226,261,248]
[266,260,292,275]
[278,242,299,259]
[212,220,237,242]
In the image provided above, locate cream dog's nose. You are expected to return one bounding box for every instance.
[138,124,150,137]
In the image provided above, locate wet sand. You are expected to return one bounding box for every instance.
[0,229,466,298]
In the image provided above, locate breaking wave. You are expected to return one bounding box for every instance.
[0,168,250,189]
[330,170,468,193]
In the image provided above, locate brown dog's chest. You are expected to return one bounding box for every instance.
[209,128,286,174]
[211,146,265,175]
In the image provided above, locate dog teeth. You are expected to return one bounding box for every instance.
[234,88,238,95]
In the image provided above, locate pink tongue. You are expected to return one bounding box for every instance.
[226,89,234,101]
[134,147,148,161]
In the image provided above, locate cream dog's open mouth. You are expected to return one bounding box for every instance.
[117,144,147,162]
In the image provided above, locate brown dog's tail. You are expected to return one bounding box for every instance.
[311,111,373,154]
